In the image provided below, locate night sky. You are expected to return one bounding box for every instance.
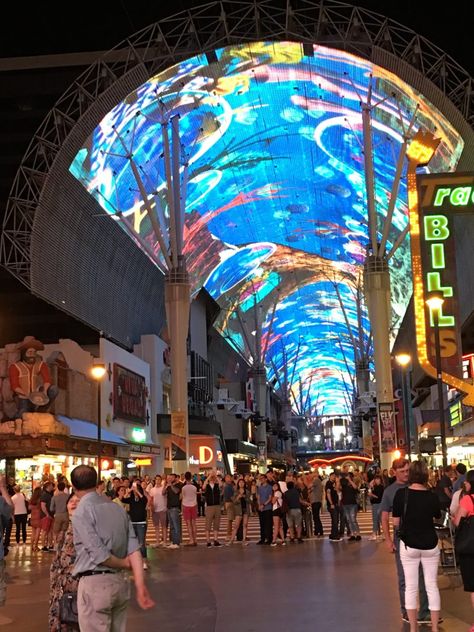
[1,1,473,77]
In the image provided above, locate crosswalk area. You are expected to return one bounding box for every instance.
[15,509,375,548]
[145,510,375,545]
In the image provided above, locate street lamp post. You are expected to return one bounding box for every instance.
[90,361,107,481]
[395,353,411,460]
[425,293,448,468]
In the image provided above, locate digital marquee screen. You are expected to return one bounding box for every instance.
[70,41,463,415]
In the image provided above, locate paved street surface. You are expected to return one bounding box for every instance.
[1,512,472,631]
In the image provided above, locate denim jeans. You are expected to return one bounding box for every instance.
[168,507,181,545]
[371,503,381,534]
[343,504,360,534]
[395,534,429,618]
[132,522,147,559]
[328,505,342,538]
[311,502,323,536]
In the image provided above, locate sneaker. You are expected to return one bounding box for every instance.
[242,540,249,546]
[256,540,265,545]
[417,616,443,625]
[167,543,179,549]
[297,539,304,543]
[355,535,362,541]
[41,546,49,551]
[270,542,278,547]
[329,537,342,542]
[206,542,212,547]
[213,541,222,547]
[401,615,409,623]
[348,536,356,541]
[369,535,377,541]
[281,541,287,546]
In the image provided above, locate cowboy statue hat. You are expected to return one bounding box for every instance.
[16,336,45,352]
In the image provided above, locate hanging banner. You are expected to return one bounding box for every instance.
[113,364,147,424]
[378,402,397,452]
[171,411,186,459]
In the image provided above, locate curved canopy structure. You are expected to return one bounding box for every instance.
[69,41,462,414]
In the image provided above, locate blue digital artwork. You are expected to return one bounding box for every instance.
[70,41,463,416]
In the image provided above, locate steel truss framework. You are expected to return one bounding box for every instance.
[2,0,474,286]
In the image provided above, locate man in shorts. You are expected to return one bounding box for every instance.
[51,481,69,544]
[202,472,222,547]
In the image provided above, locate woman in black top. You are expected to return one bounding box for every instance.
[393,460,441,632]
[368,475,384,540]
[122,481,149,569]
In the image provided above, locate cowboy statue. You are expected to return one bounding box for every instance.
[8,336,58,419]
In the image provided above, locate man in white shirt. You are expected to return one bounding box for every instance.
[148,475,168,547]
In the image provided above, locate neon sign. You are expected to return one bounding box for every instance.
[407,132,474,404]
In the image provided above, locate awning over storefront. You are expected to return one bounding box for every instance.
[57,415,128,445]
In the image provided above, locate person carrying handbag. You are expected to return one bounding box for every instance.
[452,469,474,632]
[392,460,442,632]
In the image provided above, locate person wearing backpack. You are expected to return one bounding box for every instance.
[452,469,474,632]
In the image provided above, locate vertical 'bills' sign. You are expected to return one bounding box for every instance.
[407,133,474,405]
[418,173,474,379]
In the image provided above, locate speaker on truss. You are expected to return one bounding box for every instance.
[418,437,437,454]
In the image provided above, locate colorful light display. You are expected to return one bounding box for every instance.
[70,42,463,415]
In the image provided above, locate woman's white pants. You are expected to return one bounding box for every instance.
[399,544,440,611]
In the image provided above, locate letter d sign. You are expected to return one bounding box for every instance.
[199,446,213,465]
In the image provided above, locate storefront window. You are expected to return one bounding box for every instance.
[13,455,123,494]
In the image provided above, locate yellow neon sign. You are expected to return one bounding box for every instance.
[407,132,474,404]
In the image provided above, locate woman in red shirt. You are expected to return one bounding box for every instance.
[453,470,474,632]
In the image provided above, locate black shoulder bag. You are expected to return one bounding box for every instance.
[455,494,474,556]
[396,487,409,542]
[59,591,79,625]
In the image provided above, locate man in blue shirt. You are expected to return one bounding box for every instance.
[71,465,154,631]
[453,463,467,493]
[256,474,272,544]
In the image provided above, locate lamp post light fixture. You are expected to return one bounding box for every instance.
[395,352,412,460]
[425,292,448,467]
[90,361,107,481]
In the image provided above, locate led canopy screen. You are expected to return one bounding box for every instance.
[70,42,463,416]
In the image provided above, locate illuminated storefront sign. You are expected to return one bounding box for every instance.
[187,437,224,467]
[134,458,152,466]
[407,132,474,404]
[462,353,474,380]
[449,400,462,427]
[131,427,147,443]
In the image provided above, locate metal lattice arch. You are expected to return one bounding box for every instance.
[2,0,474,345]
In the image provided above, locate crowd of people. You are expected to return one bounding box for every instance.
[0,459,473,630]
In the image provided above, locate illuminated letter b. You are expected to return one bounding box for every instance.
[424,215,449,240]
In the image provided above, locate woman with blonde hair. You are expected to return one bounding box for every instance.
[392,460,441,632]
